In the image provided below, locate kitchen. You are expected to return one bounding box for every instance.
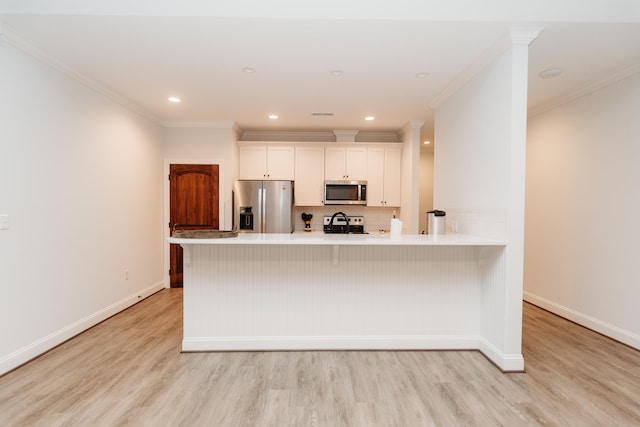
[2,2,640,384]
[164,22,537,370]
[232,136,402,235]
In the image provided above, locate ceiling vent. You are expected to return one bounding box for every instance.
[312,112,334,116]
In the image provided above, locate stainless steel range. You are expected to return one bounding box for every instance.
[323,213,365,234]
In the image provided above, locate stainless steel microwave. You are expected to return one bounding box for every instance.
[324,180,367,205]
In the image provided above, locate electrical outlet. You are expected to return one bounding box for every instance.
[0,215,8,230]
[124,269,129,280]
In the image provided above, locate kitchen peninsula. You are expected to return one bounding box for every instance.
[169,233,524,371]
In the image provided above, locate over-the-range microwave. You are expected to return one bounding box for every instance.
[324,180,367,205]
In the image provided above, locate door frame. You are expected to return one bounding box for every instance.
[163,159,228,289]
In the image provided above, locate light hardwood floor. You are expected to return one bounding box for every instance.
[1,289,638,426]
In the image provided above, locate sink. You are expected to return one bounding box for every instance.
[172,229,238,239]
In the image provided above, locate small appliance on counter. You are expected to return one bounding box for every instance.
[427,210,446,235]
[301,212,313,228]
[323,213,366,234]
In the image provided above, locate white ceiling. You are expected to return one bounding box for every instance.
[1,1,640,146]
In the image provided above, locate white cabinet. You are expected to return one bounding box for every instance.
[324,147,367,181]
[294,146,325,206]
[239,145,294,180]
[367,147,401,207]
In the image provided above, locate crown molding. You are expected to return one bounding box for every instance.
[355,131,399,143]
[333,129,359,142]
[429,32,510,109]
[430,26,543,109]
[238,130,401,143]
[163,120,236,128]
[240,130,337,142]
[510,26,543,45]
[1,24,162,125]
[528,62,640,118]
[410,119,425,129]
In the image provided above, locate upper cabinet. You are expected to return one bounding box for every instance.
[367,147,402,207]
[324,147,367,181]
[238,142,402,207]
[238,145,294,180]
[294,146,325,206]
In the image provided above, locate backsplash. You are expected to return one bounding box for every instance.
[294,206,400,233]
[442,208,508,240]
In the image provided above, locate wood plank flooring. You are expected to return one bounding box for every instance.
[1,289,638,426]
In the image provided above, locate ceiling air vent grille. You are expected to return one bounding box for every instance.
[311,112,334,116]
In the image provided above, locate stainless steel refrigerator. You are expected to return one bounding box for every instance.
[234,180,294,233]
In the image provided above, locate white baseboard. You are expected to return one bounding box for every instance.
[183,335,521,371]
[524,291,640,350]
[478,337,525,372]
[0,281,165,376]
[183,335,479,352]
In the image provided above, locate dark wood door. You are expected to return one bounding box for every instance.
[169,164,219,287]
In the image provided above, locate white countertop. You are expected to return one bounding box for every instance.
[169,232,506,246]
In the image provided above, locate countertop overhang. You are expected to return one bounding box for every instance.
[168,232,506,246]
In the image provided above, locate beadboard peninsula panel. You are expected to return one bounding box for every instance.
[182,244,489,348]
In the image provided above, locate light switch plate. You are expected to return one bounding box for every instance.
[0,215,9,230]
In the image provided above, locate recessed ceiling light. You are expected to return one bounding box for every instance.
[268,114,279,120]
[242,67,256,73]
[538,68,563,79]
[365,116,375,121]
[416,72,429,78]
[330,70,343,76]
[168,97,181,103]
[423,140,431,145]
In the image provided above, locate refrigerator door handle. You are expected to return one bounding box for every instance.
[259,187,266,233]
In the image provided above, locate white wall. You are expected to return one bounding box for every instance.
[434,34,532,366]
[434,49,514,239]
[0,40,165,374]
[162,125,236,288]
[418,150,434,233]
[524,72,640,349]
[163,125,236,230]
[400,121,423,233]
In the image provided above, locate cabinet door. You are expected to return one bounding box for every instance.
[325,147,347,180]
[266,146,295,180]
[294,146,325,206]
[238,146,267,179]
[382,147,402,207]
[366,148,385,206]
[367,147,402,207]
[345,147,368,181]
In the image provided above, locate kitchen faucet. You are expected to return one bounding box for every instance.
[328,212,350,234]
